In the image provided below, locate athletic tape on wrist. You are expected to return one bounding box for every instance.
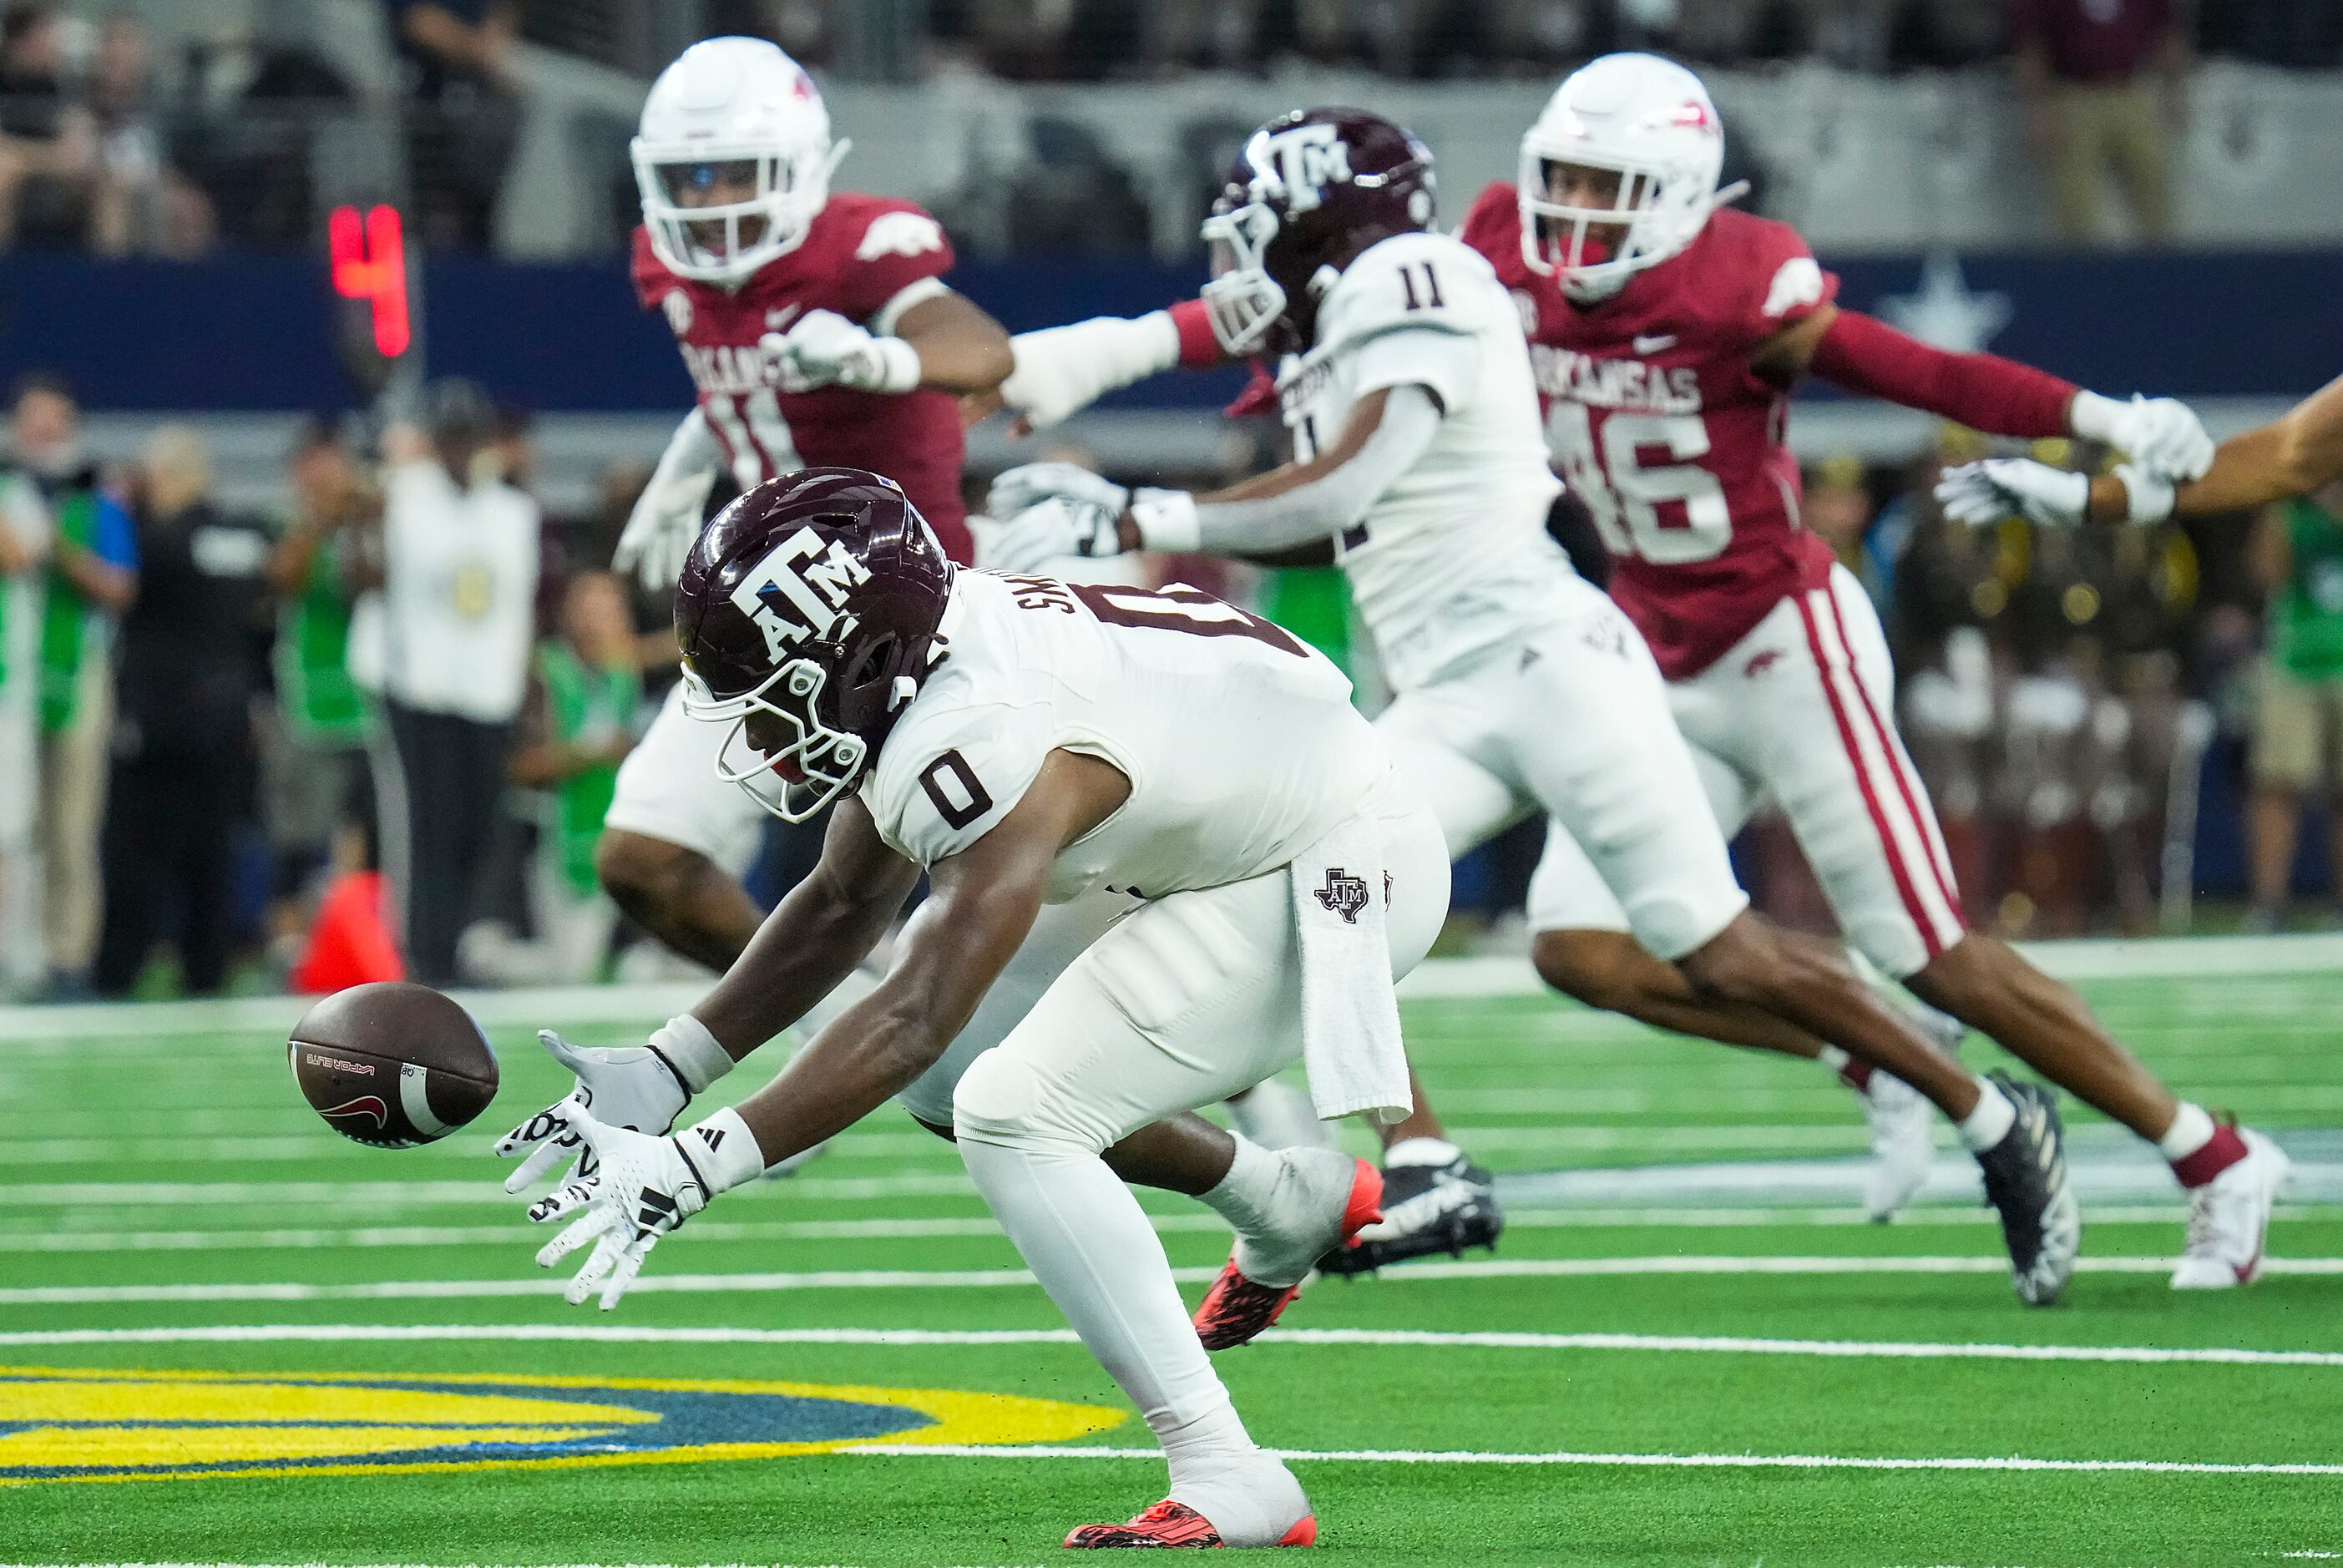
[651,1014,736,1095]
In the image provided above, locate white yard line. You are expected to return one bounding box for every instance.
[8,1321,2343,1371]
[8,1255,2340,1303]
[844,1444,2343,1475]
[6,1202,2277,1253]
[0,1174,981,1207]
[7,933,2342,1044]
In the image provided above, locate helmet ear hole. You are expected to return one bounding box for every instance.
[844,633,898,691]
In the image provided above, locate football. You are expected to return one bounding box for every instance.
[289,982,500,1148]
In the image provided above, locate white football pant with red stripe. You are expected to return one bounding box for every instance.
[1530,564,1964,979]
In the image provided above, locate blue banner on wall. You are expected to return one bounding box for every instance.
[1,246,2331,412]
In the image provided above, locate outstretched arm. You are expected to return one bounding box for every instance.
[1938,373,2343,529]
[690,794,925,1060]
[976,298,1227,433]
[1763,303,2212,477]
[982,377,1447,573]
[691,750,1131,1175]
[2087,372,2343,520]
[1765,303,2077,437]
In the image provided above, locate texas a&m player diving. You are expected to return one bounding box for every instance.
[505,38,1378,1363]
[501,468,1449,1548]
[986,107,2080,1305]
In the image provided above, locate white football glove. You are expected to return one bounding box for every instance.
[986,461,1129,524]
[762,309,921,394]
[985,497,1126,574]
[1935,459,2092,528]
[525,1106,710,1310]
[493,1030,691,1194]
[613,411,722,592]
[2070,392,2215,481]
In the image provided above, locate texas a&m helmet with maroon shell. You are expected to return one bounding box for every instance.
[1200,107,1437,358]
[632,36,845,283]
[676,468,954,822]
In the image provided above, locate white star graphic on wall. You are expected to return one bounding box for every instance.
[1876,251,2012,353]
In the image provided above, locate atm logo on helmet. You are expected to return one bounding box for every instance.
[731,524,873,661]
[1246,123,1352,213]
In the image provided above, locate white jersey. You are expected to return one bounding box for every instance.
[861,569,1390,899]
[1276,229,1570,690]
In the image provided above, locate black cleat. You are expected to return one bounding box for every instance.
[1972,1070,2081,1307]
[1315,1149,1502,1277]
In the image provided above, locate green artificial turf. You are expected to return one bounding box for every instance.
[3,966,2342,1565]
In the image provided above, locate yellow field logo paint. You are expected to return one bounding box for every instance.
[0,1365,1122,1486]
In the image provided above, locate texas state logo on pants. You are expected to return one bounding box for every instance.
[0,1366,1123,1485]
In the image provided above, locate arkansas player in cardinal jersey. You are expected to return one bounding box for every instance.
[1470,52,2281,1289]
[593,36,1013,975]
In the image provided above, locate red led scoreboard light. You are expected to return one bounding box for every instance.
[329,204,411,357]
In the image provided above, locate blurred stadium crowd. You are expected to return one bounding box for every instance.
[0,0,2337,256]
[0,0,2336,999]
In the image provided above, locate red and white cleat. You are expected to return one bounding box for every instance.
[1193,1156,1381,1351]
[1065,1500,1317,1549]
[2173,1127,2290,1289]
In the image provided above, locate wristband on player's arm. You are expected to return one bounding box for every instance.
[866,335,924,393]
[653,1014,736,1095]
[681,1105,767,1195]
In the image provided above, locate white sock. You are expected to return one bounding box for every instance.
[958,1135,1305,1544]
[1198,1134,1279,1235]
[959,1135,1251,1454]
[1956,1076,2016,1152]
[2158,1101,2215,1162]
[1384,1136,1461,1168]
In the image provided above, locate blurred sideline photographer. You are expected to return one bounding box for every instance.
[6,373,136,997]
[95,426,266,996]
[365,378,539,987]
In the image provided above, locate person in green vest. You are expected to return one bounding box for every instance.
[4,373,137,998]
[2245,480,2343,930]
[458,567,641,985]
[261,421,377,969]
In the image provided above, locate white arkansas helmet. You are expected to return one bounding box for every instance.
[1518,53,1740,302]
[632,37,848,283]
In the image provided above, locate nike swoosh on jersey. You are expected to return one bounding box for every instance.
[1633,333,1678,353]
[765,305,803,332]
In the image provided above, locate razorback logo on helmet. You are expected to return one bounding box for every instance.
[730,524,874,660]
[856,210,946,262]
[1247,123,1354,213]
[1672,99,1718,132]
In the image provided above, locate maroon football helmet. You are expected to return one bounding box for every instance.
[1201,107,1436,358]
[676,467,954,821]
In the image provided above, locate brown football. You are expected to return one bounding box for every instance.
[289,982,499,1148]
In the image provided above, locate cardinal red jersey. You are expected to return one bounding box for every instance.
[1461,184,1839,679]
[631,192,972,564]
